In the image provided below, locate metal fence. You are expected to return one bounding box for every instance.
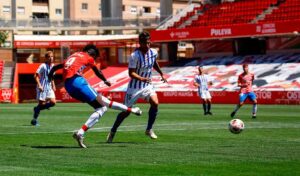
[0,17,160,31]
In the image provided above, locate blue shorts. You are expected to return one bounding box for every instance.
[65,75,98,103]
[239,92,257,103]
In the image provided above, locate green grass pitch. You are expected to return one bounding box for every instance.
[0,103,299,176]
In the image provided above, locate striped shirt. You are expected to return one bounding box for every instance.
[194,74,211,92]
[128,48,158,89]
[36,63,53,92]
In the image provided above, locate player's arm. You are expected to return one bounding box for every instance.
[51,80,56,91]
[237,76,247,87]
[193,77,200,87]
[153,61,167,83]
[48,64,63,81]
[34,72,43,91]
[208,76,213,86]
[128,68,151,83]
[127,53,151,83]
[91,65,111,86]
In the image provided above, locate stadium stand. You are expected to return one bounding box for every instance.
[163,0,296,29]
[0,60,3,85]
[81,54,300,93]
[260,0,300,23]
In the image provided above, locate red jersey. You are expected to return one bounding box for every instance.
[63,52,95,80]
[238,72,254,93]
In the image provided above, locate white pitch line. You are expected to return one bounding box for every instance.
[1,121,300,135]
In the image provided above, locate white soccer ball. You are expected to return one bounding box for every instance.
[228,119,245,134]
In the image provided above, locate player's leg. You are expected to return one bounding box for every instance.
[107,90,137,143]
[145,92,159,139]
[106,111,130,143]
[206,98,212,115]
[73,100,108,148]
[199,91,207,115]
[65,76,106,148]
[205,91,212,115]
[202,99,207,115]
[31,100,46,126]
[231,93,246,118]
[249,92,257,118]
[31,89,47,125]
[32,90,56,117]
[43,90,56,110]
[98,95,142,116]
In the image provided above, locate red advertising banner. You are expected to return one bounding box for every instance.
[56,90,300,105]
[151,20,300,42]
[14,41,122,48]
[0,89,12,103]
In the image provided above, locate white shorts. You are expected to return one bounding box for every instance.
[198,90,211,99]
[124,85,156,107]
[36,89,56,101]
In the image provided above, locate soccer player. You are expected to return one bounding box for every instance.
[194,66,213,115]
[31,51,56,126]
[106,31,167,143]
[231,64,257,119]
[48,44,142,148]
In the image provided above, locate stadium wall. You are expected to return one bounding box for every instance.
[53,90,300,105]
[4,63,300,105]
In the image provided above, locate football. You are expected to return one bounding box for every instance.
[228,119,245,134]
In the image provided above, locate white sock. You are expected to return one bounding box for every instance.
[101,96,130,112]
[85,106,107,129]
[252,104,257,115]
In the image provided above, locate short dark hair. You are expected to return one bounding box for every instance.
[242,63,249,68]
[45,51,53,58]
[83,44,99,59]
[139,31,150,42]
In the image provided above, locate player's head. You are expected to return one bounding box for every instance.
[242,64,249,73]
[139,31,151,51]
[83,44,99,59]
[45,51,54,63]
[198,65,204,74]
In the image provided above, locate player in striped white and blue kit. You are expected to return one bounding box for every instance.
[107,31,167,142]
[194,66,213,116]
[31,51,56,126]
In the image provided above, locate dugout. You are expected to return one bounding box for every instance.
[11,35,136,103]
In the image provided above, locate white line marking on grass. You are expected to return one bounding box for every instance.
[1,121,300,135]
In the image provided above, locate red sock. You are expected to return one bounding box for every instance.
[127,107,132,113]
[81,124,88,131]
[109,101,113,108]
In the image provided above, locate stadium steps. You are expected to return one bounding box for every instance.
[157,3,200,30]
[165,0,280,29]
[251,6,278,23]
[0,62,14,88]
[258,0,300,23]
[0,60,3,84]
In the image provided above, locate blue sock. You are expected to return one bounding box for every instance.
[111,112,129,132]
[202,103,207,113]
[147,107,158,130]
[44,102,55,109]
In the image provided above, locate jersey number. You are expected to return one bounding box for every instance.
[64,57,76,69]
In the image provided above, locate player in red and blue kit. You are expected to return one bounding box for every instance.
[231,64,257,119]
[49,44,142,148]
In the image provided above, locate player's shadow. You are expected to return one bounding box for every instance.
[20,145,79,149]
[99,141,148,148]
[31,146,79,149]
